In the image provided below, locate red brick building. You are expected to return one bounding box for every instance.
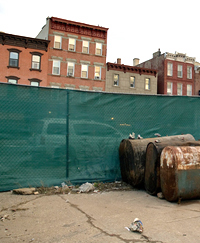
[36,17,108,91]
[137,49,195,96]
[0,32,49,86]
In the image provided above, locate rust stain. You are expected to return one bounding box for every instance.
[161,146,200,170]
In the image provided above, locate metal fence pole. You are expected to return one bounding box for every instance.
[66,90,69,178]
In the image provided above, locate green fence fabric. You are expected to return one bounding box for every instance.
[0,83,200,191]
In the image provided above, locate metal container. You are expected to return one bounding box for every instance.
[119,134,195,187]
[160,146,200,202]
[145,140,199,195]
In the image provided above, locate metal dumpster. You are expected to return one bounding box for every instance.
[145,140,199,195]
[160,146,200,202]
[119,134,195,187]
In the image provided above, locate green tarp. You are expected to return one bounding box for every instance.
[0,83,200,191]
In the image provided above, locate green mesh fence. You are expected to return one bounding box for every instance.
[0,83,200,191]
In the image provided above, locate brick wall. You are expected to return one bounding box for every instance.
[0,43,49,86]
[46,18,108,91]
[106,64,157,94]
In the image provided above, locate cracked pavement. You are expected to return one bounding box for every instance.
[0,190,200,242]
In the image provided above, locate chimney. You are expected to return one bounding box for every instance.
[133,58,139,66]
[117,58,121,64]
[153,48,161,58]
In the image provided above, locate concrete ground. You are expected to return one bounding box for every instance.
[0,189,200,243]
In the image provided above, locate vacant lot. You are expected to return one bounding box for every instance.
[0,188,200,243]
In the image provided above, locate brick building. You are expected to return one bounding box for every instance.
[0,32,49,86]
[106,58,157,94]
[137,49,195,96]
[194,61,200,96]
[36,17,108,91]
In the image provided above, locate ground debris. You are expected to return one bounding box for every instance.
[13,188,36,195]
[11,181,134,195]
[0,214,10,221]
[126,218,143,233]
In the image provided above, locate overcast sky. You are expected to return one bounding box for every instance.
[0,0,199,66]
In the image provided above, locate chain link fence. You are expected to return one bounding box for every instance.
[0,83,200,191]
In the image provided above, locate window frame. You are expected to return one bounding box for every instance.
[81,64,88,78]
[6,75,20,84]
[94,66,101,80]
[145,78,150,90]
[167,82,173,95]
[28,78,42,87]
[187,84,192,96]
[113,74,119,86]
[167,62,173,76]
[52,60,61,75]
[95,42,102,55]
[177,64,183,78]
[7,48,21,69]
[68,38,76,51]
[67,62,75,77]
[82,40,89,54]
[177,83,182,95]
[54,35,62,49]
[30,52,43,71]
[187,66,192,79]
[130,76,135,88]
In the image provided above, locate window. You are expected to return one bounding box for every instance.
[52,60,60,75]
[69,38,76,51]
[94,66,101,80]
[30,81,39,86]
[9,52,19,67]
[81,64,88,78]
[30,52,43,71]
[145,78,150,90]
[54,35,62,49]
[32,55,41,70]
[28,78,41,86]
[8,48,21,68]
[82,40,89,54]
[187,66,192,79]
[67,62,75,77]
[167,82,173,95]
[130,76,135,88]
[177,65,183,78]
[95,43,102,55]
[6,76,19,84]
[177,83,182,95]
[167,62,173,76]
[187,84,192,96]
[114,74,119,86]
[8,79,17,84]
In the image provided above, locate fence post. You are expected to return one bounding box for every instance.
[66,90,69,178]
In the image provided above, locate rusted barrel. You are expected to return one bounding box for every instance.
[119,134,195,187]
[160,146,200,202]
[145,140,199,195]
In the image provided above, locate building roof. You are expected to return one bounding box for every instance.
[107,62,157,77]
[50,17,109,32]
[0,32,50,51]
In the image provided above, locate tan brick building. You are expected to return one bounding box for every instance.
[106,58,157,94]
[36,17,108,91]
[0,32,49,86]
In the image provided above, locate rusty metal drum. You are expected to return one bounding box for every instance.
[160,146,200,202]
[119,138,155,186]
[119,134,195,187]
[145,140,199,195]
